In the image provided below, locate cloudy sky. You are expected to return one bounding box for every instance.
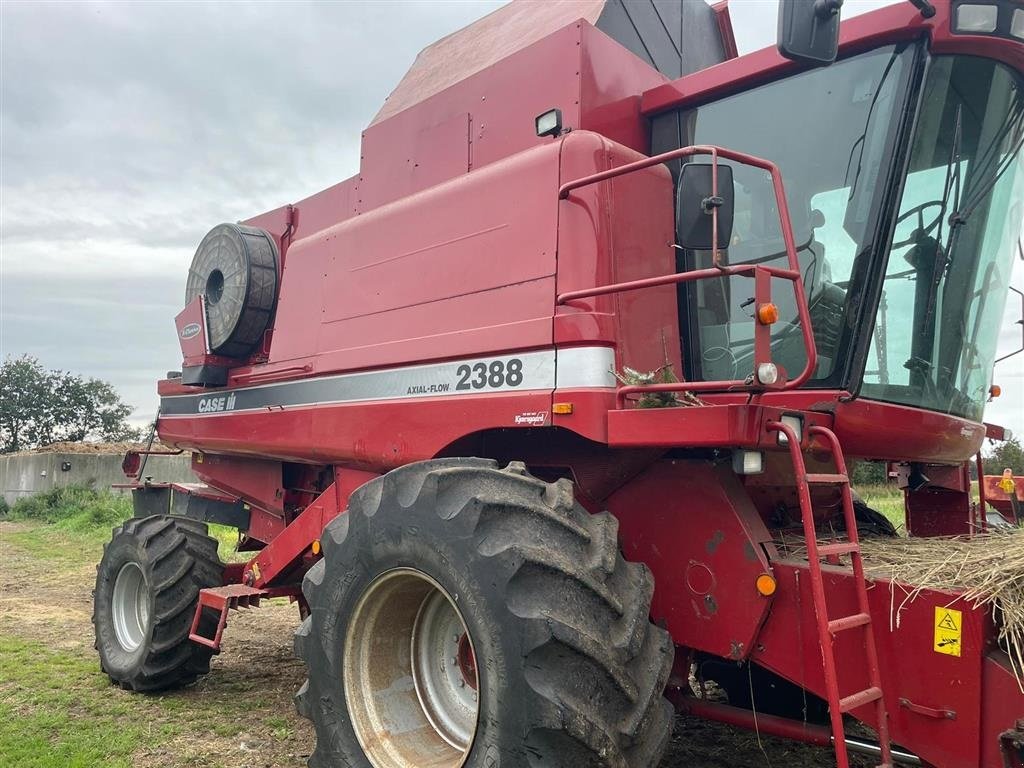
[1,0,1021,438]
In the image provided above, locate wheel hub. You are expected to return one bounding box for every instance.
[111,562,149,653]
[344,569,479,768]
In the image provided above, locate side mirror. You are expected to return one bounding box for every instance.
[676,163,734,251]
[777,0,843,67]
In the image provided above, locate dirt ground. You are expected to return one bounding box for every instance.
[0,521,868,767]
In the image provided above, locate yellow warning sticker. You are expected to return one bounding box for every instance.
[934,606,962,657]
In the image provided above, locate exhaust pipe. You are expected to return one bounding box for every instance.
[840,735,922,766]
[676,696,922,765]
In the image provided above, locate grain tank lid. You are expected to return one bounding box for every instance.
[371,0,726,127]
[370,0,606,125]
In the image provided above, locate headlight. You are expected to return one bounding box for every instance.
[955,3,998,33]
[757,362,779,385]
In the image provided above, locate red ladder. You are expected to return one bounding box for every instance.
[768,421,893,768]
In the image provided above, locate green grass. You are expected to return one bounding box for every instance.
[0,487,305,767]
[0,632,289,767]
[856,482,905,532]
[0,636,145,768]
[2,484,245,562]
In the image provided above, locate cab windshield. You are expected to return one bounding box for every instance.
[654,47,1024,422]
[861,56,1024,421]
[656,44,918,386]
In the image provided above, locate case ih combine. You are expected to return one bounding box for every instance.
[92,0,1024,766]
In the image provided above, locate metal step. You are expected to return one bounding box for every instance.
[189,585,268,650]
[818,541,859,558]
[806,472,849,485]
[828,612,872,634]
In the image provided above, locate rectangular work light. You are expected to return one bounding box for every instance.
[733,450,765,476]
[776,414,804,446]
[535,108,563,138]
[956,3,998,32]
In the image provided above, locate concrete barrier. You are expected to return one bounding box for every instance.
[1,451,195,506]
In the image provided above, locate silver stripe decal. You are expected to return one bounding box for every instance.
[556,346,616,389]
[161,346,615,417]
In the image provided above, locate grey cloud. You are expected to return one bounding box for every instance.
[1,0,503,424]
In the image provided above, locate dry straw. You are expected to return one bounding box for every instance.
[778,528,1024,690]
[857,528,1024,690]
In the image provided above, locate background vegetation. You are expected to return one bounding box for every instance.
[0,355,142,453]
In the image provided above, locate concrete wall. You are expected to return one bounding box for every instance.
[1,452,196,506]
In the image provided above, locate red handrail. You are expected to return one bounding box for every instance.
[557,143,818,401]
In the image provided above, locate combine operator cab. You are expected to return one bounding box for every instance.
[653,44,1024,421]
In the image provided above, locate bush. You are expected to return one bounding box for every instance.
[8,485,131,530]
[0,496,9,518]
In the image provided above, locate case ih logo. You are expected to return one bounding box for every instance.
[180,323,202,340]
[198,393,237,413]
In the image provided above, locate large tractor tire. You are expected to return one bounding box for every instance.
[294,458,674,768]
[93,516,223,692]
[185,223,278,359]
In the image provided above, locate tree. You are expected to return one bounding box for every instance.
[985,436,1024,476]
[0,355,143,453]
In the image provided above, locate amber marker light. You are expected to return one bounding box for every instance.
[757,303,779,325]
[312,539,322,555]
[756,573,777,597]
[990,384,1002,399]
[552,403,574,415]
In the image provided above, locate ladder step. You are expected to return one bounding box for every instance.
[839,686,883,713]
[828,612,871,634]
[806,472,849,484]
[818,541,859,557]
[189,585,269,651]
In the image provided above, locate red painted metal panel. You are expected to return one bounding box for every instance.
[981,652,1024,768]
[699,390,987,464]
[358,23,585,210]
[371,1,605,125]
[357,112,469,213]
[285,177,358,244]
[578,23,669,154]
[607,460,775,662]
[248,467,378,589]
[191,453,285,516]
[160,391,555,468]
[606,403,832,449]
[266,138,561,370]
[554,131,680,381]
[752,559,1021,768]
[175,297,207,363]
[710,1,738,61]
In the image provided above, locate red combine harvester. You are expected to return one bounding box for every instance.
[94,1,1024,766]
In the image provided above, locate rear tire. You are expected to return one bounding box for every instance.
[93,516,223,692]
[294,458,674,768]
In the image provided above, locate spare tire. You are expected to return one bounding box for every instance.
[185,223,279,359]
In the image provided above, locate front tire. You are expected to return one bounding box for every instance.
[294,459,674,768]
[93,516,223,691]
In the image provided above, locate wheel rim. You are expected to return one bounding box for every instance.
[344,569,479,768]
[111,562,149,652]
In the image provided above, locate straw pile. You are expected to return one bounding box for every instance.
[858,528,1024,688]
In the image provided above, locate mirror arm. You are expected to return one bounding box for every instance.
[814,0,843,19]
[907,0,936,19]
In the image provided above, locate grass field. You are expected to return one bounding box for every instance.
[857,482,905,532]
[0,488,304,768]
